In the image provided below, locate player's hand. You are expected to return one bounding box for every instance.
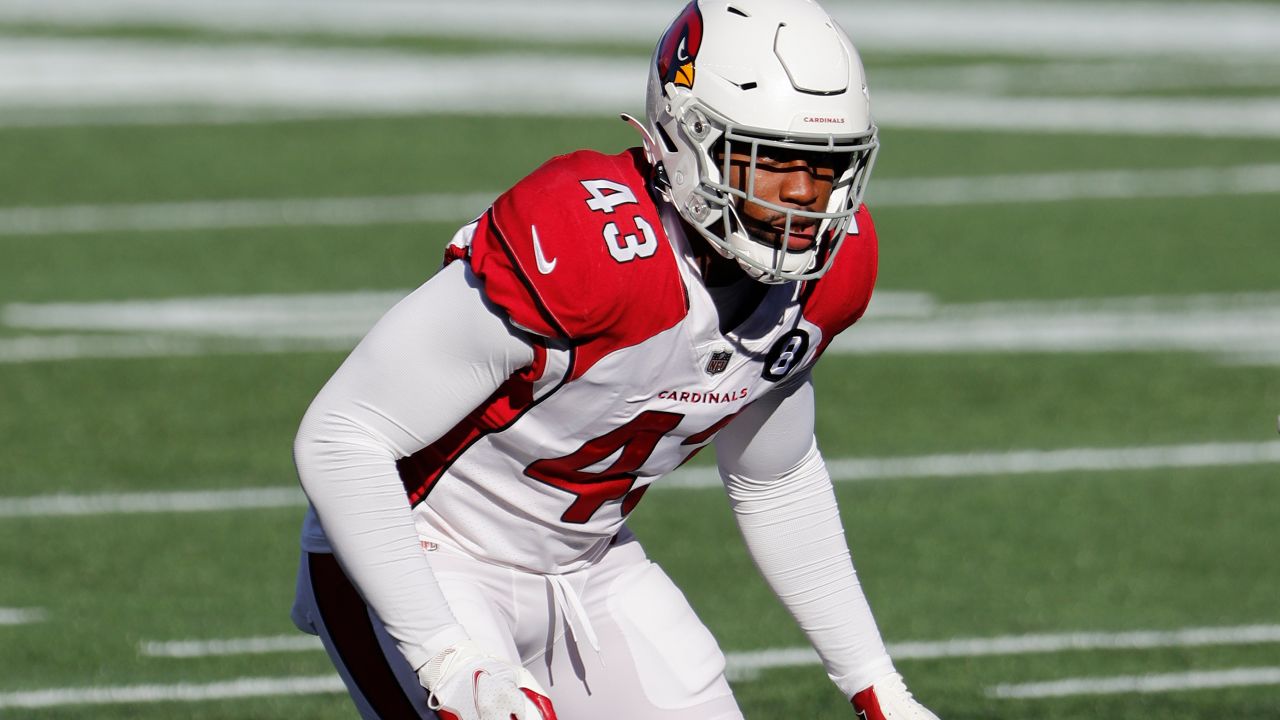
[419,641,558,720]
[851,672,941,719]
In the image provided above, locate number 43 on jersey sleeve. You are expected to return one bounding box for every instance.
[452,148,688,357]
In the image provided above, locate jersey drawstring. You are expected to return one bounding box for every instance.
[546,573,603,666]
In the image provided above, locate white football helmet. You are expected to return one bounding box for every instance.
[639,0,878,283]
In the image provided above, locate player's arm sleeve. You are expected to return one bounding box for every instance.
[714,373,897,697]
[293,260,535,673]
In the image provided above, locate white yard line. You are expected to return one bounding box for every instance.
[0,40,644,118]
[4,666,1277,709]
[897,625,1280,659]
[2,291,408,337]
[729,625,1280,680]
[875,93,1280,139]
[8,289,1279,365]
[0,193,497,236]
[872,164,1280,207]
[141,635,322,658]
[0,333,354,364]
[7,624,1275,708]
[0,608,45,625]
[0,487,304,518]
[661,441,1280,489]
[829,293,1280,359]
[3,440,1278,519]
[0,193,474,236]
[2,40,1280,136]
[140,623,1280,662]
[0,675,346,710]
[873,59,1280,96]
[988,666,1280,699]
[2,165,1279,237]
[0,1,1277,58]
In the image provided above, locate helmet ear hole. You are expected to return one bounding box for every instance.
[654,123,679,154]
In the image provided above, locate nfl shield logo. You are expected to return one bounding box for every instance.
[705,349,732,375]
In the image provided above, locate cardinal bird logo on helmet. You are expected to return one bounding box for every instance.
[656,2,704,89]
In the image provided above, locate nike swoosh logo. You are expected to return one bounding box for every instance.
[531,224,557,274]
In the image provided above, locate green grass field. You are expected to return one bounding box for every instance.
[2,3,1279,718]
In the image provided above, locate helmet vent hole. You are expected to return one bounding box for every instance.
[739,81,757,91]
[726,6,749,17]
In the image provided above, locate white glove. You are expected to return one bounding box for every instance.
[419,641,558,720]
[850,673,941,720]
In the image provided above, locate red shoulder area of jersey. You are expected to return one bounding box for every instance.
[799,205,879,354]
[465,148,689,366]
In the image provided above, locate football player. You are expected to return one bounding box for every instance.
[289,1,942,718]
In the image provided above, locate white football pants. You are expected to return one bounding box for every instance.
[291,530,744,719]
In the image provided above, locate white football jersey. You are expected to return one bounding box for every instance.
[304,147,879,574]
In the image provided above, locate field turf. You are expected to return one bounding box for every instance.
[1,4,1278,718]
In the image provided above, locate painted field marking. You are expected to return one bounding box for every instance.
[0,487,304,518]
[0,675,346,710]
[874,93,1280,139]
[892,625,1280,658]
[729,625,1280,680]
[872,164,1280,207]
[8,88,1280,138]
[874,59,1280,96]
[0,193,498,236]
[0,334,354,364]
[664,441,1280,489]
[2,164,1278,237]
[2,291,408,337]
[0,608,45,626]
[4,665,1278,709]
[7,289,1280,366]
[0,40,643,119]
[5,624,1272,708]
[0,1,1276,58]
[141,635,322,658]
[140,623,1280,663]
[3,40,1280,135]
[829,292,1280,360]
[3,440,1278,519]
[988,666,1280,699]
